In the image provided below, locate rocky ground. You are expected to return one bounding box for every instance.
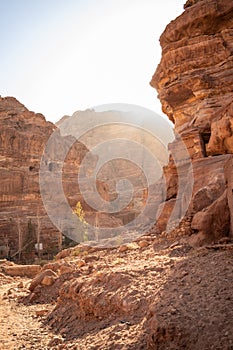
[0,274,54,349]
[0,232,233,350]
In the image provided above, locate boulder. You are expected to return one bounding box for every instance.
[190,191,230,246]
[186,155,230,214]
[3,264,41,278]
[29,269,58,292]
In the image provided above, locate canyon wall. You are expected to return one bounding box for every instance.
[0,99,161,259]
[151,0,233,245]
[0,97,95,261]
[0,97,58,260]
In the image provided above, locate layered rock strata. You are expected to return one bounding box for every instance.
[0,97,97,260]
[0,97,60,260]
[151,0,233,245]
[0,99,162,259]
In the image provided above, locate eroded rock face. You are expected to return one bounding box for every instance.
[56,109,167,227]
[190,190,230,245]
[151,0,233,135]
[0,97,62,260]
[208,103,233,155]
[0,97,95,260]
[0,98,161,259]
[150,0,233,244]
[224,157,233,235]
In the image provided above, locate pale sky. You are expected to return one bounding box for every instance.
[0,0,184,123]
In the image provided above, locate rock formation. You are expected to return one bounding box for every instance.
[150,0,233,245]
[0,97,108,261]
[2,2,232,349]
[0,97,62,261]
[55,108,169,234]
[0,99,163,259]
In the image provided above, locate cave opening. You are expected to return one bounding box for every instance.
[200,132,211,157]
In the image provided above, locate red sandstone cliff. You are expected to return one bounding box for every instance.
[150,0,233,244]
[0,97,59,260]
[0,99,160,260]
[0,97,96,260]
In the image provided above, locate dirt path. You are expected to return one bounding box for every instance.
[0,276,54,350]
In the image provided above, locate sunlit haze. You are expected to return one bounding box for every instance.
[1,0,184,123]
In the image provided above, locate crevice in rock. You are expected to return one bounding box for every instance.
[200,131,211,157]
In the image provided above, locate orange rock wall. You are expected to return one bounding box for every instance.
[150,0,233,244]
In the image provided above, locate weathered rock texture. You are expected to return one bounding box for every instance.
[0,99,162,259]
[0,97,62,260]
[224,157,233,235]
[53,109,169,242]
[151,0,233,245]
[0,97,99,261]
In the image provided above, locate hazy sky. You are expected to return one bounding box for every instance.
[1,0,184,123]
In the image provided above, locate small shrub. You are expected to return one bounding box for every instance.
[73,201,88,241]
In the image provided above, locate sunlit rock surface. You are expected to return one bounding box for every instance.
[151,0,233,244]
